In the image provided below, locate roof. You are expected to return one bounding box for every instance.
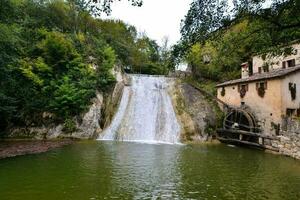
[217,65,300,87]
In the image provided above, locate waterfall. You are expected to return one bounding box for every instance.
[98,75,181,144]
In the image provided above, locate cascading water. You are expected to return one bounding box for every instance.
[98,75,181,144]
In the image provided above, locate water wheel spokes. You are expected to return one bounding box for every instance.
[223,109,257,132]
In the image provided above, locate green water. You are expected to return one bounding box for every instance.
[0,141,299,200]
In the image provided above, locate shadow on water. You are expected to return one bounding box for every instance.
[0,141,299,200]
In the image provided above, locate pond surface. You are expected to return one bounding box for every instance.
[0,141,299,200]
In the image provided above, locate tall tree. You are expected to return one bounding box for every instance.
[180,0,230,46]
[70,0,143,16]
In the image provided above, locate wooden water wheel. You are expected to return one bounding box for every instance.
[222,109,259,143]
[223,109,257,132]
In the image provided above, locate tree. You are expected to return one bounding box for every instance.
[177,0,300,83]
[180,0,230,46]
[0,0,167,133]
[70,0,143,16]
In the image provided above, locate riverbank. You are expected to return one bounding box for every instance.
[0,140,74,159]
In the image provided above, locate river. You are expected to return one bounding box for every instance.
[0,141,299,200]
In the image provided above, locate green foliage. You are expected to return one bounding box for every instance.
[181,0,229,45]
[15,30,98,118]
[63,118,77,133]
[0,0,112,130]
[0,0,167,132]
[97,20,168,75]
[177,0,300,82]
[72,0,143,16]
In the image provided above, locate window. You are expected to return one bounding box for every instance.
[256,81,267,90]
[256,81,267,97]
[263,64,269,72]
[289,109,300,117]
[282,59,295,68]
[289,83,297,100]
[286,109,296,117]
[238,84,248,98]
[220,87,226,97]
[258,67,262,73]
[288,59,296,67]
[282,61,286,69]
[238,84,249,91]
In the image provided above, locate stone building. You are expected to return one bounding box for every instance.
[216,43,300,135]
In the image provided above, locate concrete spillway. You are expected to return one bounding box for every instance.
[98,75,181,144]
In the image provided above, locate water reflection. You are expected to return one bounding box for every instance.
[101,142,183,199]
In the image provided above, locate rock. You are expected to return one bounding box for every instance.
[48,125,63,139]
[284,143,291,148]
[123,74,132,86]
[5,65,126,140]
[111,65,123,82]
[272,143,278,148]
[73,91,103,139]
[278,136,290,142]
[278,144,284,148]
[171,81,218,142]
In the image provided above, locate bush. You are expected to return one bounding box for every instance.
[63,118,77,133]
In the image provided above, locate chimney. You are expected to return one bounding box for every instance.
[241,62,249,79]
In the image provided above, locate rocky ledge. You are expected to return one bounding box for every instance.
[170,80,221,142]
[0,140,74,159]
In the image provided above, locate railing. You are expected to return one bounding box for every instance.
[217,129,279,152]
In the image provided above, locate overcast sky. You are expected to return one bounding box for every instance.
[104,0,192,46]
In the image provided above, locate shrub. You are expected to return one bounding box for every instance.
[63,118,77,133]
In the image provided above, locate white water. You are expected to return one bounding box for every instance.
[98,75,181,144]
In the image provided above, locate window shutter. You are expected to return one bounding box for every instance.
[291,59,296,67]
[264,81,268,89]
[238,84,240,92]
[246,84,249,91]
[282,61,286,69]
[256,82,259,90]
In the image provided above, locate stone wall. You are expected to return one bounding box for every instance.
[270,118,300,159]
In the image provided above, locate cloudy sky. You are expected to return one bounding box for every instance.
[104,0,192,46]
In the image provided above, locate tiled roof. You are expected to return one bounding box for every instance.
[216,65,300,87]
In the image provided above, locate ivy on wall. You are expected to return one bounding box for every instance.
[256,81,267,98]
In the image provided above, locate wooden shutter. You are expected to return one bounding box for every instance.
[264,81,268,90]
[256,82,259,90]
[238,84,240,92]
[282,61,286,69]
